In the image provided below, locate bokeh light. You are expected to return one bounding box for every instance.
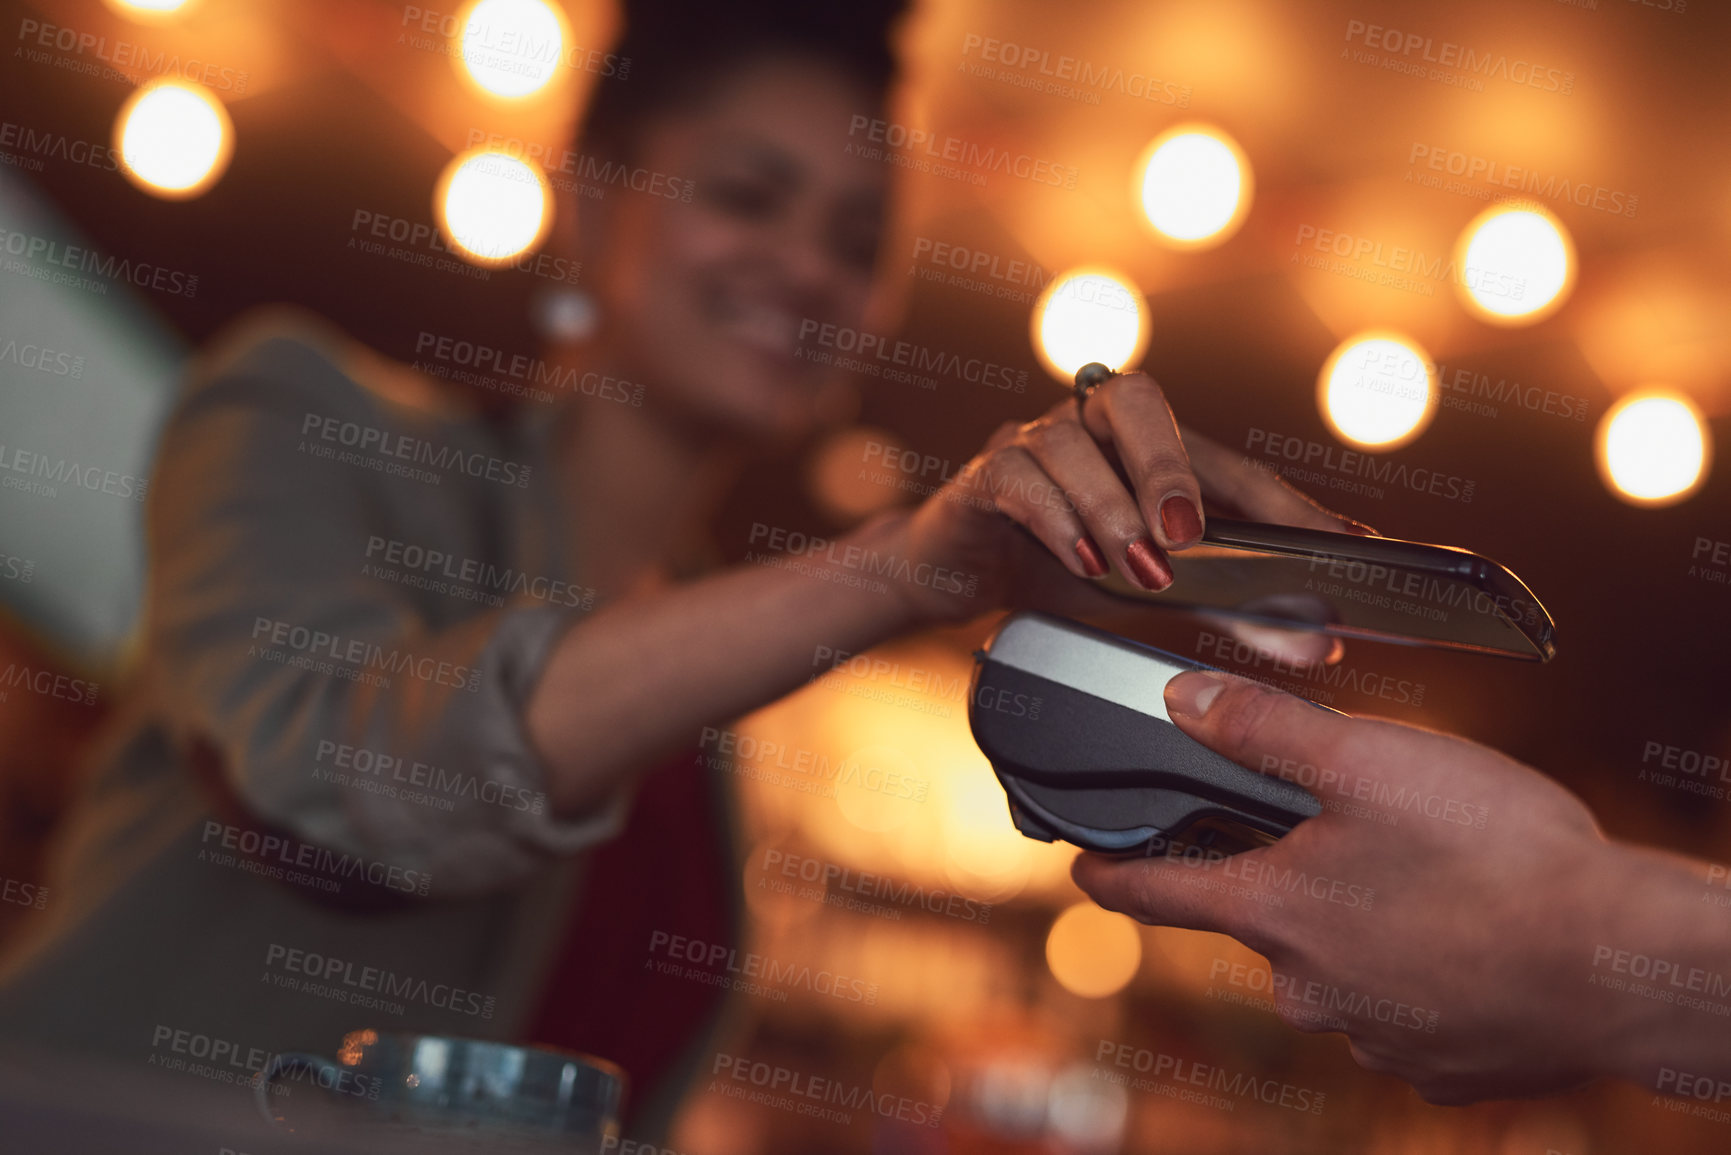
[1455,203,1575,324]
[104,0,192,16]
[941,758,1035,903]
[1317,331,1437,450]
[740,838,826,931]
[1135,124,1252,248]
[972,1059,1052,1136]
[1595,390,1711,506]
[114,80,233,199]
[833,745,925,833]
[873,1043,952,1120]
[456,0,570,99]
[806,426,911,522]
[436,148,552,265]
[1045,903,1141,998]
[1047,1062,1129,1147]
[1031,267,1149,382]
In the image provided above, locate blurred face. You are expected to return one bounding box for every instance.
[583,57,888,444]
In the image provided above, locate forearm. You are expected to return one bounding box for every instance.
[526,510,929,817]
[1589,841,1731,1093]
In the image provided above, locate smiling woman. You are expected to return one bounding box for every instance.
[0,0,911,1141]
[567,6,894,445]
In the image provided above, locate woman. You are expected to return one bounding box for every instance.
[0,0,1358,1138]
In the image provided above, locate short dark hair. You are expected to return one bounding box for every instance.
[582,0,905,161]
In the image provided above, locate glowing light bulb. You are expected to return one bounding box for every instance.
[436,149,551,265]
[1045,903,1141,999]
[115,80,232,199]
[1135,124,1252,248]
[1317,332,1436,450]
[456,0,569,99]
[104,0,193,18]
[1455,204,1574,324]
[1596,391,1710,506]
[1031,268,1149,383]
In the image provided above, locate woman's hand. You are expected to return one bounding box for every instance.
[883,372,1368,626]
[1071,671,1701,1105]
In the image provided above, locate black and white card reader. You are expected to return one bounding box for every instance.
[968,612,1323,856]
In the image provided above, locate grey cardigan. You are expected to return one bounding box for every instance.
[0,313,643,1078]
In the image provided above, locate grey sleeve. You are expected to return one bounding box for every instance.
[146,339,626,897]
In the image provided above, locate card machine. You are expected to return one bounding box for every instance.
[968,612,1323,855]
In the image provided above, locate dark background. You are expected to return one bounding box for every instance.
[2,0,1729,1151]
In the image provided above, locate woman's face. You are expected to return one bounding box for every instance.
[585,58,888,444]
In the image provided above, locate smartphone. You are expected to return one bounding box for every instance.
[1099,517,1556,661]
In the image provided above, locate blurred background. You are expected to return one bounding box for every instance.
[1,0,1729,1151]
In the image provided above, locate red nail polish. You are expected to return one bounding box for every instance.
[1075,535,1108,577]
[1125,538,1172,590]
[1159,496,1203,545]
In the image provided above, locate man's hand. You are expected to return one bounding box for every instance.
[1072,671,1682,1105]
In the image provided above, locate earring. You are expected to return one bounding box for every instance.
[531,286,599,344]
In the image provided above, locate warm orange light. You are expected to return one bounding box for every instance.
[807,427,910,521]
[1455,203,1575,325]
[1045,902,1141,998]
[104,0,194,20]
[454,0,572,100]
[1134,123,1252,249]
[833,746,925,833]
[435,148,552,265]
[114,80,233,199]
[1317,331,1437,450]
[337,1029,377,1066]
[725,639,1077,908]
[741,838,825,930]
[941,759,1034,903]
[1031,267,1149,383]
[1596,390,1711,506]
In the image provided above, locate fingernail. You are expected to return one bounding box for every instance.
[1167,671,1226,719]
[1075,535,1108,578]
[1159,495,1203,546]
[1344,520,1378,536]
[1125,538,1172,590]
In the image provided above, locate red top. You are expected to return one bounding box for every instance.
[524,749,736,1130]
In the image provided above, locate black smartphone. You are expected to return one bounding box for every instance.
[1099,517,1556,661]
